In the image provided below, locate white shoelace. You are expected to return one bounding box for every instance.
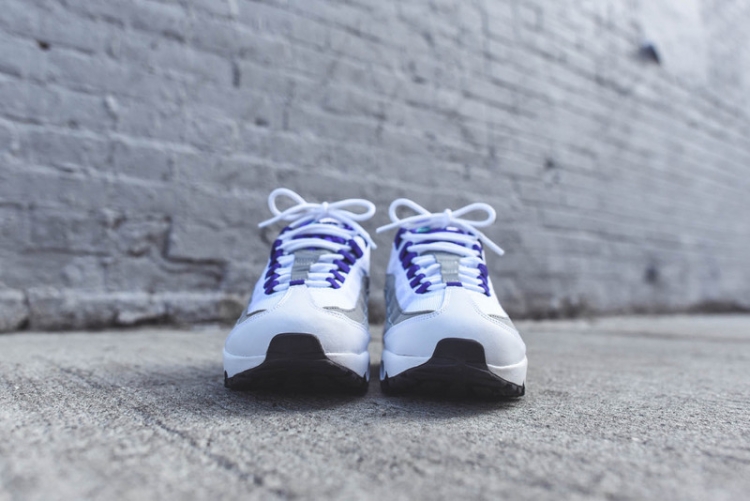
[259,188,376,293]
[377,198,504,294]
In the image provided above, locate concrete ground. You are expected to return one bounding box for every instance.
[1,316,749,501]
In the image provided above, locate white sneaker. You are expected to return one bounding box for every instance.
[223,188,376,393]
[377,199,527,397]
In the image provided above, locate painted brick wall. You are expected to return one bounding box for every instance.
[1,0,749,330]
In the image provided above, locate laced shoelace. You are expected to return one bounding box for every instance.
[259,188,376,294]
[377,199,504,295]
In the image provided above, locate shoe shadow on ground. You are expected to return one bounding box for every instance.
[115,361,524,419]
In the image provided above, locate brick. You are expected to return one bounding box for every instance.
[29,209,110,254]
[19,127,112,173]
[0,205,28,250]
[129,0,190,43]
[110,139,172,180]
[0,32,48,81]
[0,289,28,332]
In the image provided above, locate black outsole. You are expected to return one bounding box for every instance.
[224,333,369,394]
[380,338,525,399]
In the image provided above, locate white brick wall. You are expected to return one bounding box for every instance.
[1,0,749,330]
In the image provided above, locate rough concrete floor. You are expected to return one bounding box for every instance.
[1,316,749,501]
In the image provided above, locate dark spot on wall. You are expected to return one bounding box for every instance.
[162,30,185,43]
[232,61,241,88]
[638,43,661,65]
[407,61,427,84]
[254,117,269,127]
[37,40,50,50]
[644,264,659,284]
[543,158,561,184]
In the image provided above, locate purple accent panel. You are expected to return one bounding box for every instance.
[270,239,283,259]
[264,280,279,294]
[326,277,341,289]
[475,262,491,295]
[341,250,356,264]
[399,249,417,268]
[409,275,424,288]
[265,263,280,279]
[290,279,305,286]
[446,281,463,287]
[334,260,351,273]
[293,234,347,244]
[394,228,406,249]
[472,244,482,252]
[263,277,277,289]
[415,282,432,294]
[349,240,363,258]
[406,265,419,279]
[332,270,345,282]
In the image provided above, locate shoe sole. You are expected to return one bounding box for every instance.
[224,333,369,394]
[380,338,525,398]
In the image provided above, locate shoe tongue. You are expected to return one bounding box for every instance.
[318,217,357,235]
[291,218,351,248]
[291,217,347,230]
[411,225,465,234]
[318,217,344,227]
[409,225,476,254]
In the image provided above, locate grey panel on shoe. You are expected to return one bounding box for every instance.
[384,274,434,332]
[237,277,369,325]
[428,252,461,282]
[325,277,369,324]
[291,250,327,281]
[236,307,265,325]
[489,314,519,333]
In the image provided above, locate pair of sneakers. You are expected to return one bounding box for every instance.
[223,188,527,397]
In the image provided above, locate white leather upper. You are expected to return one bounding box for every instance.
[386,243,510,318]
[384,242,526,368]
[247,235,370,314]
[225,284,369,356]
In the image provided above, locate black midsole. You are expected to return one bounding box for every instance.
[225,333,368,394]
[381,338,525,398]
